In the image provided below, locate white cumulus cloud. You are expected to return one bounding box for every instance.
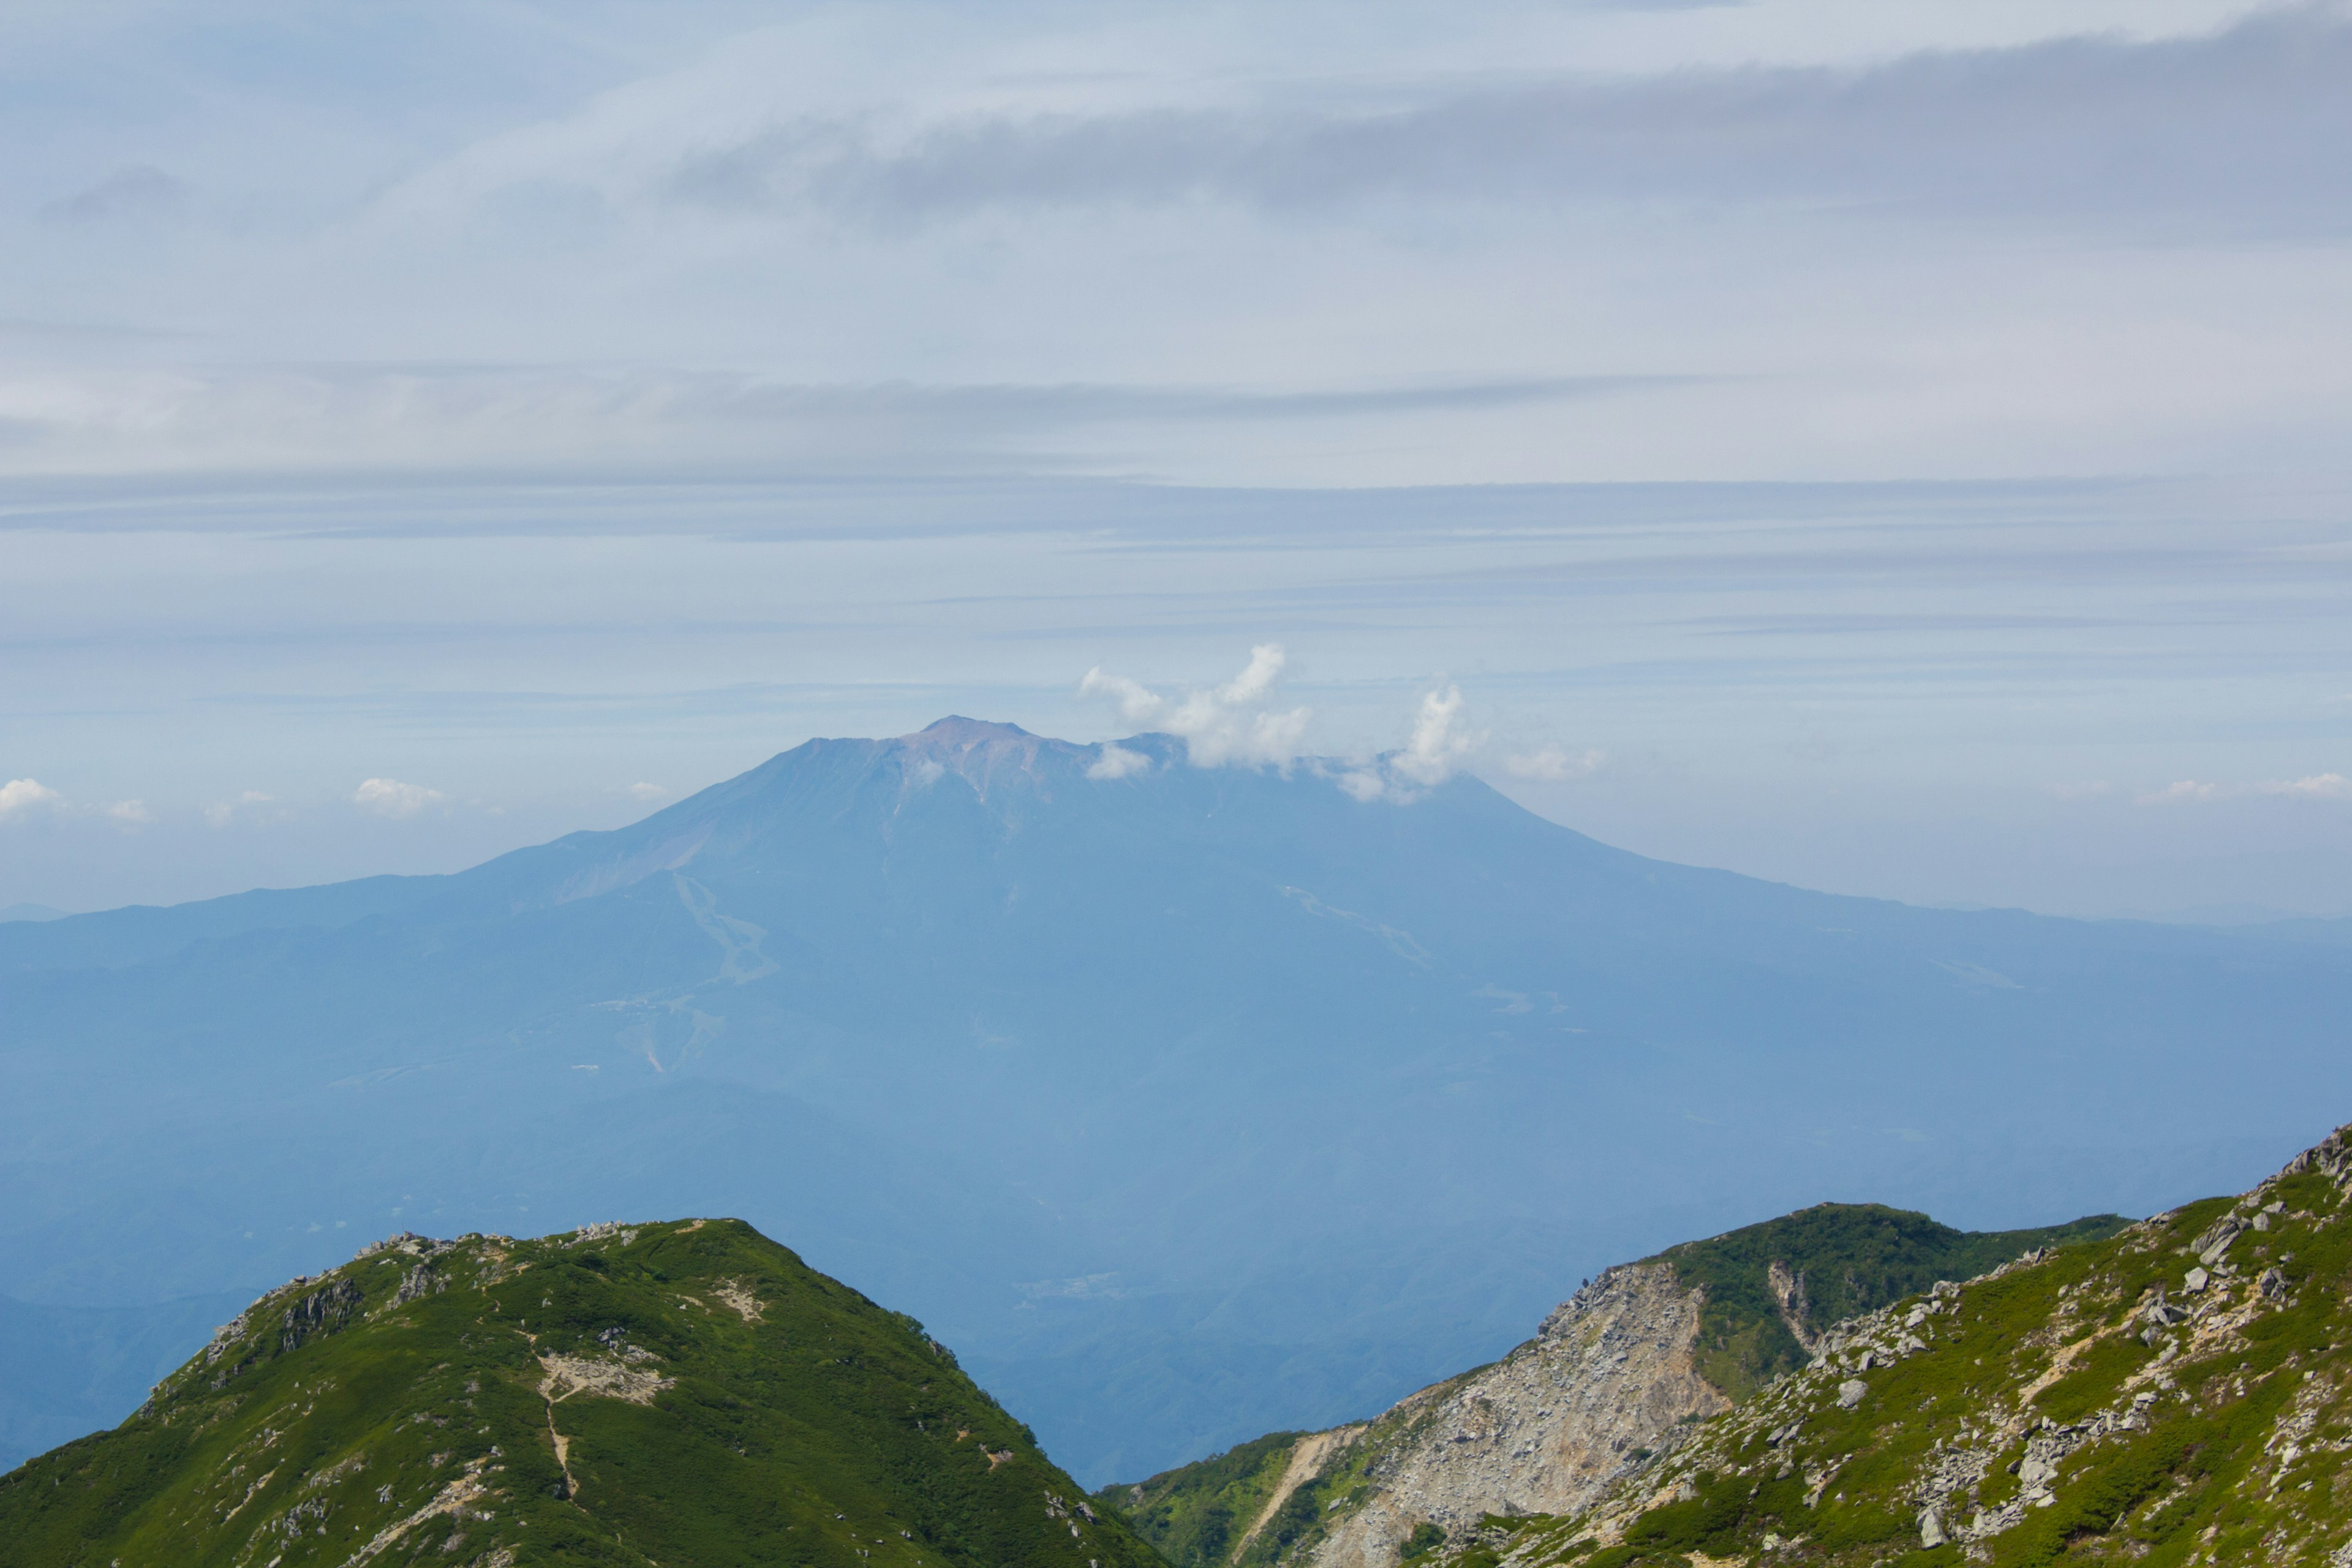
[1341,684,1488,802]
[625,782,669,801]
[1079,643,1313,769]
[1086,742,1152,781]
[2140,780,2221,805]
[1389,686,1482,789]
[1084,655,1597,803]
[353,777,450,818]
[103,799,154,826]
[0,778,64,820]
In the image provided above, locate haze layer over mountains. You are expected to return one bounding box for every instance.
[6,718,2350,1481]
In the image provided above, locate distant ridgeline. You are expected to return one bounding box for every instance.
[8,717,2352,1482]
[1107,1204,2131,1568]
[1108,1129,2352,1568]
[0,1219,1161,1568]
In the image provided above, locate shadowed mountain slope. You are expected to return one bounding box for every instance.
[4,718,2350,1481]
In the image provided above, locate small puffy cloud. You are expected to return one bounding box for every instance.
[205,790,281,827]
[1340,685,1485,803]
[1501,745,1605,783]
[1079,643,1313,769]
[1341,684,1594,804]
[2139,780,2221,805]
[1086,742,1152,781]
[0,778,64,820]
[103,799,154,826]
[353,777,449,818]
[2258,773,2352,800]
[1389,686,1482,789]
[624,782,669,801]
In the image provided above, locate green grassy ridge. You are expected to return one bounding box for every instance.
[1654,1203,2133,1400]
[1102,1430,1308,1568]
[1100,1366,1506,1568]
[0,1219,1166,1568]
[1105,1204,2126,1568]
[1479,1133,2352,1568]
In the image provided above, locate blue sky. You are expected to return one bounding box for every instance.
[2,1,2348,918]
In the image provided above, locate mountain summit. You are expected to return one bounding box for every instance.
[0,1218,1162,1568]
[6,722,2352,1479]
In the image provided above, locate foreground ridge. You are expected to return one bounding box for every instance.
[0,1218,1161,1568]
[1429,1123,2352,1568]
[1110,1205,2125,1568]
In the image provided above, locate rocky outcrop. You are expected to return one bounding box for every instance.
[278,1278,364,1355]
[1480,1121,2352,1568]
[1306,1263,1727,1568]
[1766,1258,1819,1355]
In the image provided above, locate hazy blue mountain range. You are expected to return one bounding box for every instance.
[4,718,2350,1483]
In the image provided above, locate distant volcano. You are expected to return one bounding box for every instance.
[5,718,2351,1481]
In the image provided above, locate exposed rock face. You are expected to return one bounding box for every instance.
[1490,1121,2352,1568]
[1308,1264,1728,1568]
[1766,1259,1818,1355]
[278,1278,363,1355]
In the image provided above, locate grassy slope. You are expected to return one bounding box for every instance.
[1107,1205,2125,1568]
[1107,1431,1310,1568]
[1455,1131,2352,1568]
[0,1219,1164,1568]
[1661,1204,2132,1399]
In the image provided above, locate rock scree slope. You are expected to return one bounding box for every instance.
[1111,1205,2127,1568]
[1388,1120,2352,1567]
[0,1216,1163,1568]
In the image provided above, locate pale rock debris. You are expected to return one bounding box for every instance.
[1309,1263,1728,1568]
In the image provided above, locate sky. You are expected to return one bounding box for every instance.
[2,0,2348,920]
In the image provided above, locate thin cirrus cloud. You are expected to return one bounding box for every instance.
[2139,774,2352,805]
[352,778,450,819]
[0,368,1671,481]
[39,164,187,226]
[1502,746,1607,783]
[2261,773,2352,800]
[658,9,2352,238]
[4,5,2347,489]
